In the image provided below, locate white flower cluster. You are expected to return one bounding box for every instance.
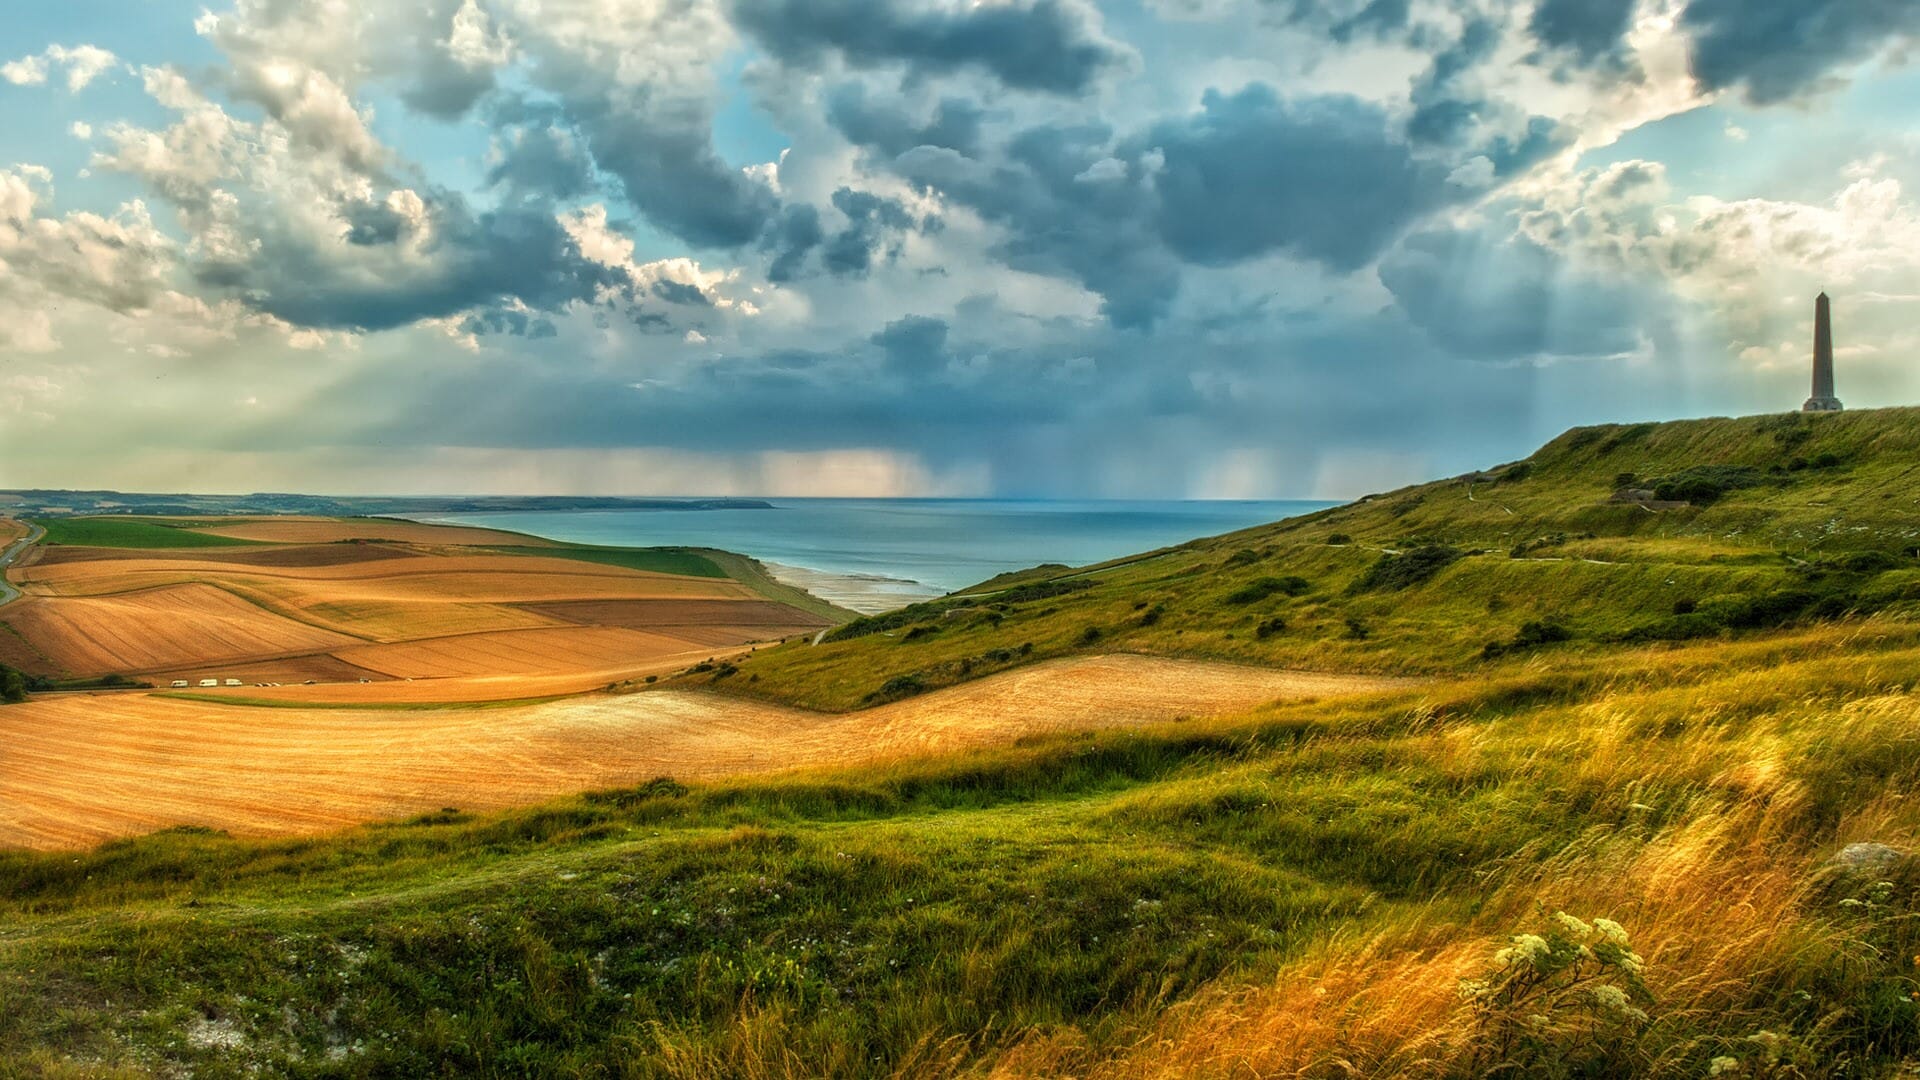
[1493,933,1553,969]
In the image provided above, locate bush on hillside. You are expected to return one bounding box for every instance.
[1645,465,1764,506]
[1482,620,1574,660]
[998,579,1094,604]
[1351,544,1463,592]
[1,665,25,704]
[1326,533,1351,545]
[866,673,928,703]
[1225,576,1311,604]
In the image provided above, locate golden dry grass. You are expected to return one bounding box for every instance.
[0,654,1404,849]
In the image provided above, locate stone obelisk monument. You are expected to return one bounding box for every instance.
[1803,292,1843,412]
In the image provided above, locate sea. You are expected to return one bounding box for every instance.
[417,498,1335,613]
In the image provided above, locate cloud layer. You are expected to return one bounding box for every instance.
[0,0,1916,497]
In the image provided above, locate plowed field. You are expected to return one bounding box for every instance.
[0,655,1416,848]
[3,585,357,674]
[335,627,727,679]
[0,520,831,693]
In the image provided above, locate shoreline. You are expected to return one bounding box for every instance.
[758,560,943,615]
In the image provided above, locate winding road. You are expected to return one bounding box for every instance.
[0,521,41,608]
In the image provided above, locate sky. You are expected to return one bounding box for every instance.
[0,0,1917,499]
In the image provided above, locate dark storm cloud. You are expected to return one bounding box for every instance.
[1406,17,1500,145]
[760,188,927,281]
[1399,16,1569,178]
[565,98,777,248]
[506,48,776,249]
[462,308,559,338]
[651,279,712,306]
[764,204,825,283]
[826,84,985,157]
[486,116,596,201]
[1142,86,1452,271]
[1681,0,1920,104]
[823,188,922,276]
[1528,0,1637,66]
[401,47,497,120]
[232,196,625,332]
[1330,0,1412,43]
[871,314,950,370]
[1379,226,1644,363]
[896,130,1181,327]
[290,308,1570,498]
[893,84,1455,324]
[726,0,1132,95]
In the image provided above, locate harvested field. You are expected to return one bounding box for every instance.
[520,598,833,630]
[32,542,416,569]
[3,585,356,674]
[147,653,383,688]
[0,623,53,674]
[0,655,1414,848]
[0,516,841,698]
[190,518,551,546]
[16,552,755,596]
[334,626,724,679]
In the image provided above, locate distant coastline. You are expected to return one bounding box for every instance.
[0,489,774,518]
[417,498,1337,613]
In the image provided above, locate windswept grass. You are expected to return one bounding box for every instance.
[10,411,1920,1075]
[5,624,1920,1075]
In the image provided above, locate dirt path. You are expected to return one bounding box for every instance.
[0,655,1413,850]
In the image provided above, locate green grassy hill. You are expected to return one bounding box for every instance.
[8,409,1920,1078]
[695,407,1920,710]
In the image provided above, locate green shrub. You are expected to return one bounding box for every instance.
[1077,626,1104,646]
[1225,576,1311,604]
[1326,533,1351,545]
[1254,617,1286,640]
[1646,465,1764,505]
[867,673,928,703]
[1351,544,1463,592]
[1483,620,1573,660]
[0,666,25,704]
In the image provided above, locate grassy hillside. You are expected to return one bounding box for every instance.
[8,408,1920,1077]
[6,627,1920,1075]
[689,408,1920,710]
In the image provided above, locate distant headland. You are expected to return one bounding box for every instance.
[0,490,775,518]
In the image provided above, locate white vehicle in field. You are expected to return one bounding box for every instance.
[223,678,242,687]
[170,680,189,688]
[197,679,218,687]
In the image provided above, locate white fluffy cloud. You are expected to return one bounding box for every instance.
[1,44,118,90]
